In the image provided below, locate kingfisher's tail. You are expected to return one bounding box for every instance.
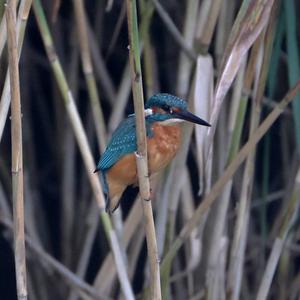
[108,195,122,214]
[99,171,110,212]
[99,170,126,213]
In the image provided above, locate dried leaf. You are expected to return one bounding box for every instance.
[194,55,214,195]
[210,0,274,134]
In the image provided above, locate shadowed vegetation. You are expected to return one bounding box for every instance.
[0,1,300,299]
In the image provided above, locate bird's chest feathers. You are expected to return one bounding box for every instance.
[147,123,181,174]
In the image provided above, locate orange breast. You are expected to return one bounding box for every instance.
[106,123,181,201]
[147,123,181,174]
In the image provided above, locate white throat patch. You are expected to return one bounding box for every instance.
[159,118,184,125]
[144,108,153,116]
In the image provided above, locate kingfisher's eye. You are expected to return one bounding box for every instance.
[162,104,171,112]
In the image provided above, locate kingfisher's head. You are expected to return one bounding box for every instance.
[144,93,211,126]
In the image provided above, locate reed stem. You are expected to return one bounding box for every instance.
[161,77,300,275]
[6,1,27,299]
[126,0,161,298]
[32,1,134,298]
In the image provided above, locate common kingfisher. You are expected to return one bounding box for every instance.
[95,93,210,213]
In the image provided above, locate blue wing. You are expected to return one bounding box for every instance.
[96,116,154,171]
[96,115,154,211]
[96,117,137,171]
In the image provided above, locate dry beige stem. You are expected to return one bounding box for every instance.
[6,2,28,299]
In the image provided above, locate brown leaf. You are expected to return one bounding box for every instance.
[207,0,275,156]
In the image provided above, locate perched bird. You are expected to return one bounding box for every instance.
[95,93,210,213]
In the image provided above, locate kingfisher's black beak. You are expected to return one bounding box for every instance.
[175,110,211,126]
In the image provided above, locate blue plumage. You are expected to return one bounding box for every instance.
[96,115,154,206]
[97,94,188,172]
[94,93,210,212]
[145,93,187,110]
[96,116,137,170]
[96,116,154,172]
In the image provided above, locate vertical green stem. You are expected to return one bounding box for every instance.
[284,0,300,154]
[126,0,161,298]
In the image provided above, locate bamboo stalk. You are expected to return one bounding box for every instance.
[6,1,27,299]
[126,0,161,299]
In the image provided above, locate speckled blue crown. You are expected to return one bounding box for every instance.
[145,93,187,110]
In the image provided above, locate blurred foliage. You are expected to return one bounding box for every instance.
[0,0,300,299]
